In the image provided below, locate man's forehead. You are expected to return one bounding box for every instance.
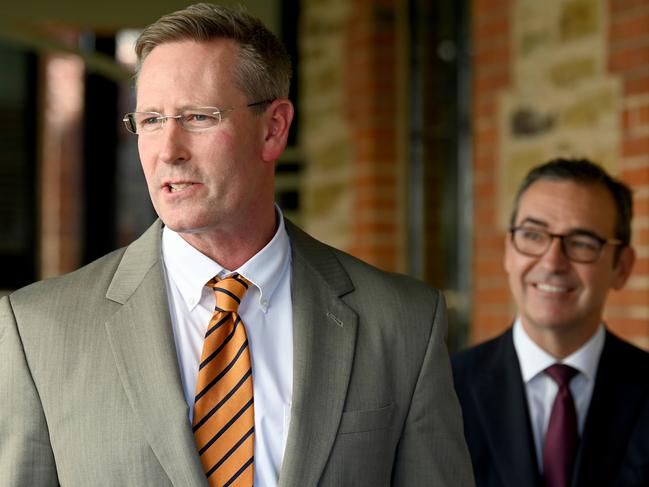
[516,179,617,233]
[135,39,241,108]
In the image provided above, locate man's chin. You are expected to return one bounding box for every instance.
[159,216,204,234]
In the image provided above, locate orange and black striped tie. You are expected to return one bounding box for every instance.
[193,273,255,486]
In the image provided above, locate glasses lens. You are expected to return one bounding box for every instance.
[123,115,136,134]
[180,109,221,131]
[123,113,163,134]
[563,234,601,263]
[513,228,549,256]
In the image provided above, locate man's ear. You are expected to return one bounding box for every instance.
[261,99,294,162]
[612,245,635,290]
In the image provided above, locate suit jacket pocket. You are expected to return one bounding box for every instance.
[338,404,394,435]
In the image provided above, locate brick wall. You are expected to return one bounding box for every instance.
[605,0,649,349]
[471,0,514,344]
[471,0,649,349]
[300,0,405,272]
[39,40,85,279]
[345,0,404,272]
[299,0,354,252]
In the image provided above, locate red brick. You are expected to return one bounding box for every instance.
[475,43,510,67]
[609,43,649,72]
[474,233,507,254]
[610,0,649,14]
[474,69,510,94]
[609,11,649,41]
[634,194,649,218]
[634,257,649,275]
[475,152,497,170]
[475,287,512,304]
[608,289,649,306]
[475,16,510,41]
[355,221,396,235]
[353,195,396,211]
[474,0,511,14]
[476,126,498,147]
[622,135,649,158]
[476,257,506,277]
[624,104,649,132]
[354,174,396,187]
[625,72,649,94]
[607,318,649,338]
[622,164,649,185]
[475,97,497,119]
[475,180,496,200]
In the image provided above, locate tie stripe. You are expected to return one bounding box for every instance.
[198,397,254,455]
[193,274,254,486]
[214,288,243,309]
[223,456,254,486]
[193,369,253,432]
[199,316,242,370]
[205,315,231,338]
[195,339,249,402]
[206,426,255,477]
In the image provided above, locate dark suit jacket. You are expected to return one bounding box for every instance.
[0,219,474,486]
[451,328,649,487]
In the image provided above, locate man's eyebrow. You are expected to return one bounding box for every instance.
[135,106,160,113]
[519,218,603,238]
[565,228,603,239]
[518,217,548,227]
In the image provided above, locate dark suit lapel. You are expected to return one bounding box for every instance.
[104,222,208,487]
[472,330,542,487]
[279,222,358,487]
[573,331,647,487]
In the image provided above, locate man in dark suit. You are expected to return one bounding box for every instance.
[0,3,474,486]
[452,158,649,487]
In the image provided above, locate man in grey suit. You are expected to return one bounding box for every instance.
[0,3,473,486]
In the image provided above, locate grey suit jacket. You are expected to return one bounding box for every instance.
[0,220,474,486]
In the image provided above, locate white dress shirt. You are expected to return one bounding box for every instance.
[513,318,604,473]
[161,210,293,487]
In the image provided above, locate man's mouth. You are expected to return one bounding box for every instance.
[167,183,195,192]
[534,282,571,293]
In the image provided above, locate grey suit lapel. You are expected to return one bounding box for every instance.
[473,331,542,487]
[279,222,358,487]
[104,221,208,487]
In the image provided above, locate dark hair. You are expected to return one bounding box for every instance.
[510,158,633,248]
[135,3,291,108]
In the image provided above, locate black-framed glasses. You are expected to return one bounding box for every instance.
[122,99,272,134]
[509,226,623,263]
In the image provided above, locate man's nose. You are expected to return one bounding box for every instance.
[540,236,571,271]
[158,118,190,164]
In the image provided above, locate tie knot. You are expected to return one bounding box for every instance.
[545,363,579,387]
[207,273,251,312]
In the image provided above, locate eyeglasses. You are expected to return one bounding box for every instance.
[509,226,623,263]
[122,100,272,134]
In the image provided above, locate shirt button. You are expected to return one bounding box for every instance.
[188,297,196,306]
[261,299,268,307]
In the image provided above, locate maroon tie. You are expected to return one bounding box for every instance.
[543,364,579,487]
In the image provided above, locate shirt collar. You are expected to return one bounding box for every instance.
[513,318,605,383]
[161,206,290,312]
[235,208,290,312]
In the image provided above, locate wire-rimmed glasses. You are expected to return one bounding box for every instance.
[122,100,272,134]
